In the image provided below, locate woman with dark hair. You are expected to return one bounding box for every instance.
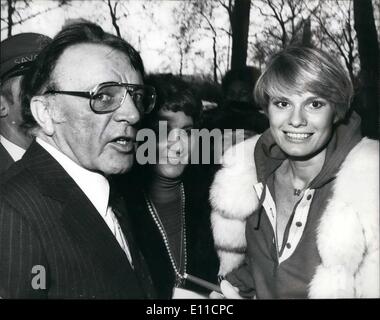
[210,47,379,298]
[120,74,219,298]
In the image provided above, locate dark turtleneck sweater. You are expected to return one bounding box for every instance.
[147,174,184,272]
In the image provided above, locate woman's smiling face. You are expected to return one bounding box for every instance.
[267,91,337,159]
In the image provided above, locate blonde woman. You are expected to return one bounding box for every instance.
[210,46,379,299]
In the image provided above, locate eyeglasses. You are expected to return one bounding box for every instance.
[44,81,156,114]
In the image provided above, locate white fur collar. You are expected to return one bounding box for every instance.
[210,136,379,297]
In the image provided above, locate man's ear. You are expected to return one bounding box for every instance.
[0,94,10,117]
[30,96,55,136]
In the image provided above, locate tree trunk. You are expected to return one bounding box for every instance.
[353,0,379,138]
[230,0,251,70]
[212,35,218,83]
[7,0,15,37]
[179,49,183,77]
[301,18,312,47]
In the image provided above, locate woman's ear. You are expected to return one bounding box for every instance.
[30,96,55,136]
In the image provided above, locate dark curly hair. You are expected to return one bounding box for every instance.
[142,74,203,128]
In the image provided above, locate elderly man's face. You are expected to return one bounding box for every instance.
[48,43,142,175]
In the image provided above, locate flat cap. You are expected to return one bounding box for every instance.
[1,32,52,82]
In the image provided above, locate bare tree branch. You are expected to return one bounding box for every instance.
[113,1,118,19]
[218,26,232,36]
[1,2,65,32]
[309,0,357,81]
[318,17,351,76]
[218,0,232,25]
[14,8,22,21]
[266,28,282,42]
[217,0,231,15]
[266,0,287,46]
[199,10,216,35]
[106,0,121,37]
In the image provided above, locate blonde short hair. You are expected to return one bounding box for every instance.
[254,46,353,121]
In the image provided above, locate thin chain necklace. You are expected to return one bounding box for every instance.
[276,160,310,197]
[143,183,187,287]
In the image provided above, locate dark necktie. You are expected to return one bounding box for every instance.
[108,186,133,266]
[109,183,158,298]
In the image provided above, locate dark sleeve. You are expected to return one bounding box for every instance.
[0,196,48,299]
[225,257,256,298]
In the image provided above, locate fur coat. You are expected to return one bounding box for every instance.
[210,135,379,298]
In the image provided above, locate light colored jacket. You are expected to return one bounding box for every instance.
[210,135,379,298]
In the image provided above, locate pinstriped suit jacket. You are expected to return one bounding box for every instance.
[0,143,14,176]
[0,141,156,299]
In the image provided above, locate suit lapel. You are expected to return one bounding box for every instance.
[23,141,147,296]
[20,140,74,201]
[60,187,138,280]
[0,142,14,174]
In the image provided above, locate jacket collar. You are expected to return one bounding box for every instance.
[19,140,77,201]
[0,142,14,174]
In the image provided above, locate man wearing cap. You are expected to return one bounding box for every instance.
[0,32,51,174]
[0,22,157,299]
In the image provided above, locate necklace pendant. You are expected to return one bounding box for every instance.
[175,274,185,288]
[144,185,187,290]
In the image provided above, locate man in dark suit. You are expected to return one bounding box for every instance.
[0,143,13,174]
[0,33,51,175]
[0,22,157,299]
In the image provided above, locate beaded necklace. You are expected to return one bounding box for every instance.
[143,183,187,287]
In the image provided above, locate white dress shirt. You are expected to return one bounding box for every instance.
[36,138,133,266]
[0,134,26,161]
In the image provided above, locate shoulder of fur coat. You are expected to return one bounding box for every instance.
[210,136,379,298]
[309,137,379,298]
[210,135,261,275]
